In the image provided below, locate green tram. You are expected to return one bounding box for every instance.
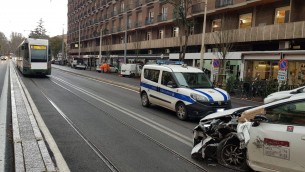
[16,38,51,75]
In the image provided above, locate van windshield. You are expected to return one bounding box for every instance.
[173,72,213,88]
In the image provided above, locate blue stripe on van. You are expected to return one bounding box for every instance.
[194,89,214,102]
[213,88,228,101]
[141,82,195,103]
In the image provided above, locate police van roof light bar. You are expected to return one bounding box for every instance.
[156,60,184,65]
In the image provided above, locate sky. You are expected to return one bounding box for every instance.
[0,0,67,40]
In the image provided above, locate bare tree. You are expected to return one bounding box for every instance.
[133,30,141,59]
[0,32,9,55]
[9,32,24,53]
[165,0,195,61]
[211,15,235,87]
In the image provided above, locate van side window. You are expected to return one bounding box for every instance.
[161,71,175,86]
[144,69,160,83]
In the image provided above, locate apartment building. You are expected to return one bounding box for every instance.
[67,0,305,85]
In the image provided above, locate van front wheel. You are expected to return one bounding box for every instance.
[176,102,188,120]
[141,92,150,107]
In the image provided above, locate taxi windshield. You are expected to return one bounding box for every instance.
[173,72,213,88]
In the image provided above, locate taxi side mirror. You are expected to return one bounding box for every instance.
[251,115,268,127]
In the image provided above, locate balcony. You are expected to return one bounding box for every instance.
[136,0,142,8]
[145,17,154,25]
[111,11,118,17]
[192,3,204,14]
[146,0,154,4]
[69,22,305,54]
[134,21,142,28]
[157,14,167,22]
[215,0,233,8]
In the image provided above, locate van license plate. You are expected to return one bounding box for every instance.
[217,109,224,112]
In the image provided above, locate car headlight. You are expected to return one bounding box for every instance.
[191,93,209,102]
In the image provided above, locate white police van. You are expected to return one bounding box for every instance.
[140,61,231,120]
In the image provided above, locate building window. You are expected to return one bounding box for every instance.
[215,0,233,8]
[120,2,125,13]
[239,13,252,29]
[173,27,179,37]
[212,19,221,32]
[275,6,290,24]
[159,30,164,39]
[162,7,168,20]
[190,26,194,35]
[147,31,151,40]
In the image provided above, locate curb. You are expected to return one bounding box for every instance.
[0,64,9,171]
[10,63,59,171]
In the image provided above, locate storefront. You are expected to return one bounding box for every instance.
[169,52,243,82]
[242,51,305,86]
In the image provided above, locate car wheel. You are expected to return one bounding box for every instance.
[141,92,150,107]
[217,138,249,171]
[176,102,188,120]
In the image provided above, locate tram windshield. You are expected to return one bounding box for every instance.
[30,45,47,62]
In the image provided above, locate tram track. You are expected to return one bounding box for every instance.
[52,68,197,133]
[27,75,208,172]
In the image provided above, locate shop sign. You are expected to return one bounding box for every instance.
[277,70,287,81]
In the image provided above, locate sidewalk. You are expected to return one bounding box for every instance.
[10,63,57,172]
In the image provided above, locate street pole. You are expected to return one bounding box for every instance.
[124,14,128,64]
[99,28,103,64]
[61,26,65,65]
[199,0,208,70]
[78,22,81,59]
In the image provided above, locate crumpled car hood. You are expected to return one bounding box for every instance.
[200,106,253,122]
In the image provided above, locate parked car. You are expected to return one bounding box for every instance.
[264,86,305,104]
[121,63,142,77]
[140,62,231,120]
[1,56,7,60]
[192,95,305,172]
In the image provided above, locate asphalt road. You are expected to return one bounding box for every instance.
[18,67,238,172]
[0,60,7,95]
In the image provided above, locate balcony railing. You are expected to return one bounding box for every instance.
[146,0,154,3]
[69,22,305,53]
[136,0,142,8]
[215,0,233,8]
[134,21,142,28]
[145,18,154,25]
[157,14,167,22]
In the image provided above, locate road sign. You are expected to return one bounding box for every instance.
[213,59,220,68]
[279,59,288,70]
[277,70,287,81]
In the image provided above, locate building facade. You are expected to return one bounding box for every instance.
[67,0,305,85]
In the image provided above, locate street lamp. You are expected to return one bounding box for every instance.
[78,22,81,59]
[61,24,65,64]
[199,0,208,70]
[99,27,103,64]
[123,14,128,64]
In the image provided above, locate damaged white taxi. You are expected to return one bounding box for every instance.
[192,95,305,172]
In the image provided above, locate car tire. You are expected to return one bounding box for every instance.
[176,102,188,120]
[217,138,249,172]
[141,92,150,107]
